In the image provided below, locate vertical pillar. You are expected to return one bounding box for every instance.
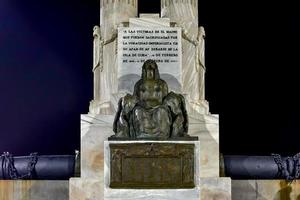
[90,0,138,114]
[161,0,198,45]
[161,0,208,114]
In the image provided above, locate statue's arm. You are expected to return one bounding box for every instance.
[179,93,189,135]
[113,94,137,138]
[103,22,130,45]
[103,31,117,45]
[163,92,189,137]
[181,29,197,46]
[113,98,126,136]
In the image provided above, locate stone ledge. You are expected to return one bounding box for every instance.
[0,180,68,200]
[232,180,300,200]
[69,177,231,200]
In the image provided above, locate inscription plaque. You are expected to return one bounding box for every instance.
[117,27,182,93]
[110,143,195,188]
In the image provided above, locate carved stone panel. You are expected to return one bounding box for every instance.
[110,143,195,188]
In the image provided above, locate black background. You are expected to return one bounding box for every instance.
[0,0,299,156]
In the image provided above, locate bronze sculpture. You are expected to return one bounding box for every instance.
[110,60,197,188]
[112,60,194,140]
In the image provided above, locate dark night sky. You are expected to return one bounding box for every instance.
[0,0,299,156]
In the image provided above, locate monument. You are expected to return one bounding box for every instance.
[70,0,231,199]
[1,1,299,200]
[108,59,197,191]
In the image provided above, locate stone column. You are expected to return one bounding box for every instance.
[161,0,198,37]
[90,0,138,115]
[161,0,209,115]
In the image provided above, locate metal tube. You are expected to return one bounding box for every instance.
[0,154,75,180]
[223,155,300,180]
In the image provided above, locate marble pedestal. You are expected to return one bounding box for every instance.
[69,113,230,200]
[69,177,231,200]
[79,113,219,179]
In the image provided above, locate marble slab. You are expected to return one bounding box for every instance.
[80,114,114,179]
[189,114,220,177]
[69,177,232,200]
[104,140,200,200]
[69,178,103,200]
[0,180,68,200]
[232,180,300,200]
[129,17,170,27]
[201,177,231,200]
[139,13,160,18]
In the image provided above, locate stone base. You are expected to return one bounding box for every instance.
[0,180,68,200]
[201,177,231,200]
[80,113,220,179]
[232,180,300,200]
[69,178,103,200]
[105,188,200,200]
[78,113,221,199]
[69,177,231,200]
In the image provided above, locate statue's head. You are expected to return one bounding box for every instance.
[141,60,160,80]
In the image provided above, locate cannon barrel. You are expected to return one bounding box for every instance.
[2,153,299,180]
[223,154,300,180]
[0,154,75,180]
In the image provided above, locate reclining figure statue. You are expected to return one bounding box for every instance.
[112,60,193,140]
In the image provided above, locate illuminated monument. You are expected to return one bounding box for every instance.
[0,1,299,200]
[69,0,231,199]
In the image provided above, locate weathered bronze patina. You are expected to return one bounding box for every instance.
[110,143,195,188]
[111,60,196,140]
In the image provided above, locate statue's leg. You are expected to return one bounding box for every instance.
[171,113,185,137]
[132,106,146,138]
[154,106,172,139]
[115,111,130,138]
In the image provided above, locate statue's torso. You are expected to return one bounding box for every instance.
[132,105,171,139]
